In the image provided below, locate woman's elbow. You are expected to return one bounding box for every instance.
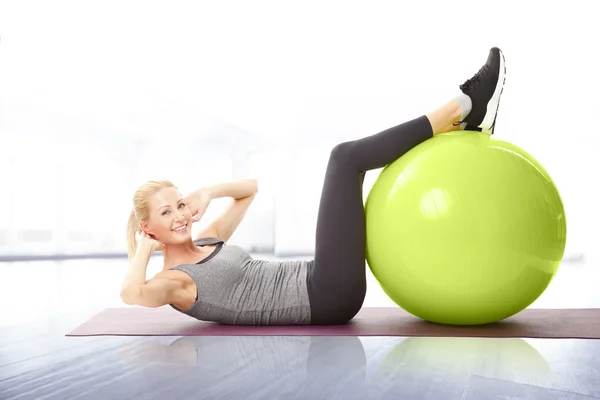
[120,288,140,305]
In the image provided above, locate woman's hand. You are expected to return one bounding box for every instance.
[138,231,165,252]
[183,188,212,223]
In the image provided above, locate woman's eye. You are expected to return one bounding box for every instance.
[163,204,185,216]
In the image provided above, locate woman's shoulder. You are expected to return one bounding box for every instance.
[194,237,224,245]
[152,269,192,283]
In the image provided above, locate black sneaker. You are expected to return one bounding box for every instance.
[459,47,506,134]
[463,123,482,132]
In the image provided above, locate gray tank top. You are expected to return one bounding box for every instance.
[169,238,312,325]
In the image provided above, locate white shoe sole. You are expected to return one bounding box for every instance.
[480,50,506,132]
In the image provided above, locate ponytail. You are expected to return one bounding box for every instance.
[126,208,140,261]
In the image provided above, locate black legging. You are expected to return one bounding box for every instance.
[307,115,434,325]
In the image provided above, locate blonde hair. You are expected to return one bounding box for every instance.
[126,179,176,260]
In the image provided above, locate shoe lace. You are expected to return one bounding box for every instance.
[460,64,490,91]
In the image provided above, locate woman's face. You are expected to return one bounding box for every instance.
[143,187,193,244]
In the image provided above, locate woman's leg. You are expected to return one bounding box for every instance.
[307,48,506,325]
[307,106,457,324]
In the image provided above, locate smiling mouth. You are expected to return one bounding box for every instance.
[172,223,188,233]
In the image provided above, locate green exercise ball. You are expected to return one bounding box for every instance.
[365,130,567,325]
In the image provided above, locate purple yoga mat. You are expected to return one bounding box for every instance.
[66,307,600,339]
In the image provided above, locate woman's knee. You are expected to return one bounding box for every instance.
[330,141,356,163]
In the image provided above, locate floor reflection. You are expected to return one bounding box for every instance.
[369,337,552,398]
[118,336,369,399]
[116,334,556,399]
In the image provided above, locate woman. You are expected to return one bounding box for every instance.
[121,47,506,326]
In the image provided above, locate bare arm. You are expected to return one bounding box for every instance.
[120,244,179,307]
[204,179,258,200]
[121,276,181,308]
[194,179,259,242]
[121,242,153,295]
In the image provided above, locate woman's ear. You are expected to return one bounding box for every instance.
[139,221,149,235]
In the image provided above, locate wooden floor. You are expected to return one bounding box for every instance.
[1,256,599,399]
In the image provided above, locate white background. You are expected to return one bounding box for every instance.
[0,0,597,263]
